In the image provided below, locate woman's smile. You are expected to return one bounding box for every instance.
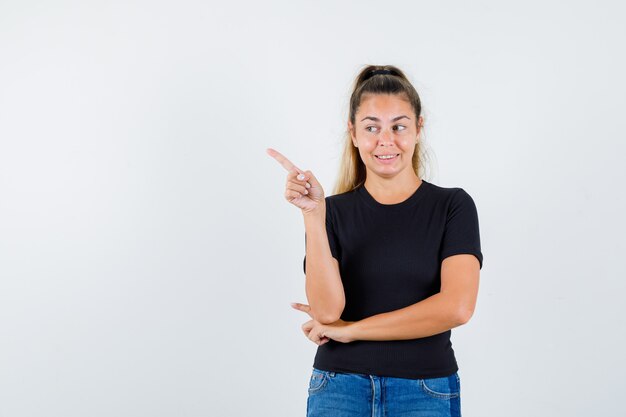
[374,153,400,164]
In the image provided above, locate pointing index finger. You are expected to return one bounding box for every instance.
[266,148,304,175]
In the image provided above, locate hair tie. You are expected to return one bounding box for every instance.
[369,69,393,76]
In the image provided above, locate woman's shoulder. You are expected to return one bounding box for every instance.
[423,181,481,221]
[323,187,361,215]
[423,180,474,201]
[325,187,360,203]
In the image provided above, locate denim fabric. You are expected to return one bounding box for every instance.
[307,367,461,417]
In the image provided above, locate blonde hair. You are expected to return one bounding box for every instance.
[332,65,431,195]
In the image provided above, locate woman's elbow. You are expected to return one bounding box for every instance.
[313,304,345,324]
[315,312,341,324]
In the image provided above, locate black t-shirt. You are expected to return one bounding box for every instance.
[303,179,483,379]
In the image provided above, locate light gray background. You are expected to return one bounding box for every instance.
[1,1,625,416]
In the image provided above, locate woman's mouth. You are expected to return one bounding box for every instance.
[375,154,400,164]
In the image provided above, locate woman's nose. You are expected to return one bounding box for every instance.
[378,128,394,144]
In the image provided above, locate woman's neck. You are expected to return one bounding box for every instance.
[363,172,422,205]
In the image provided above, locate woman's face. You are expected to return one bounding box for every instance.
[348,93,423,180]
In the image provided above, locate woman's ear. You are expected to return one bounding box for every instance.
[348,121,357,146]
[416,115,424,139]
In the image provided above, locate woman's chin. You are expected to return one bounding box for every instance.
[368,167,402,178]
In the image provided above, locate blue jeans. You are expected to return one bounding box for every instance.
[307,367,461,417]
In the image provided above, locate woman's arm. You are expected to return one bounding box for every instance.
[348,292,463,341]
[265,148,345,325]
[348,254,479,341]
[298,292,461,345]
[303,206,345,324]
[299,254,479,344]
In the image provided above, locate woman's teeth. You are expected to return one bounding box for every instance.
[376,154,399,160]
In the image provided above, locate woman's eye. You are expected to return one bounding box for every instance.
[365,125,406,132]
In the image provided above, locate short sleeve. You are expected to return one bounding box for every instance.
[303,198,341,274]
[439,189,484,269]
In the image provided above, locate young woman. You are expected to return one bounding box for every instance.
[267,65,483,417]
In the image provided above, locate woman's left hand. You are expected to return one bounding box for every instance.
[291,302,356,345]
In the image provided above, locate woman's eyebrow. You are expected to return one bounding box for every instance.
[360,115,411,122]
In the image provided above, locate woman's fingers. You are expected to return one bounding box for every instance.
[291,302,311,311]
[287,170,321,188]
[300,170,320,190]
[268,148,312,189]
[285,173,313,201]
[300,318,329,345]
[302,320,324,345]
[291,302,313,318]
[267,148,304,175]
[302,320,313,335]
[268,148,322,211]
[287,169,312,189]
[310,330,325,345]
[285,189,305,201]
[286,182,309,196]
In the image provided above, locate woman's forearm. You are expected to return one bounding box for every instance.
[347,292,466,341]
[303,208,345,324]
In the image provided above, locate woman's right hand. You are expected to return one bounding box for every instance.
[266,148,325,214]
